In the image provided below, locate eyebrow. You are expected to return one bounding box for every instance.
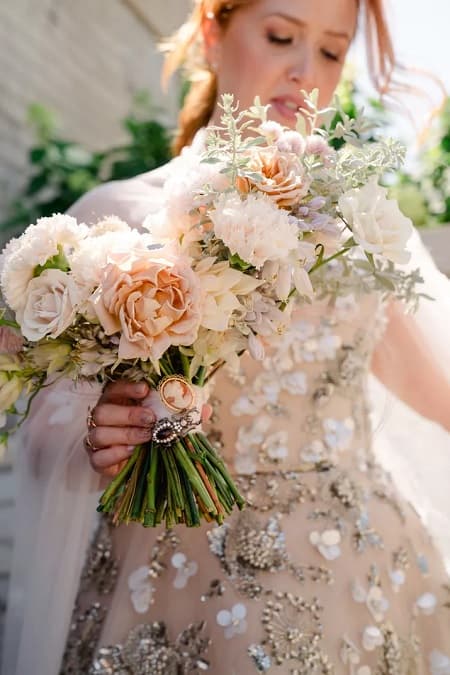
[268,12,352,42]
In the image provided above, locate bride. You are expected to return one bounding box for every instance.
[2,1,450,673]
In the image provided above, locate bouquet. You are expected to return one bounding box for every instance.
[0,93,421,528]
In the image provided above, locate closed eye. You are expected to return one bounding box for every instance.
[321,48,340,62]
[268,32,293,45]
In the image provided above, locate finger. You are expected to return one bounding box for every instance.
[101,460,129,478]
[101,381,149,403]
[92,403,155,428]
[89,445,138,470]
[201,403,213,423]
[90,425,153,449]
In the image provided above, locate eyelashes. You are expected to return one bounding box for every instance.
[267,32,341,62]
[267,32,293,45]
[321,49,340,62]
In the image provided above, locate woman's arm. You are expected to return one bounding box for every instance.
[371,300,450,432]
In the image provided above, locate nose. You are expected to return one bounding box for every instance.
[287,46,316,91]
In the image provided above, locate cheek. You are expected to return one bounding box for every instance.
[218,39,274,107]
[317,65,344,107]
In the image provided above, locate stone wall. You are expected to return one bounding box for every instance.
[0,0,190,219]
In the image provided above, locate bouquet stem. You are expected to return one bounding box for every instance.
[97,422,245,528]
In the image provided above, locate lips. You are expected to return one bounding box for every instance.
[270,96,305,123]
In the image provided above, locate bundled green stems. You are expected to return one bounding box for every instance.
[98,432,246,528]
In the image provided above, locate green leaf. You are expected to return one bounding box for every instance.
[30,147,47,164]
[33,244,70,276]
[228,253,253,271]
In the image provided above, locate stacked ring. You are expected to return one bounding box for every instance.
[84,435,99,452]
[85,408,99,451]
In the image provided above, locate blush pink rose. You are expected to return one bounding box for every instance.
[91,251,202,362]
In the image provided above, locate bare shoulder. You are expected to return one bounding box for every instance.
[67,162,174,228]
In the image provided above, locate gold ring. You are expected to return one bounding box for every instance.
[84,434,99,452]
[87,408,97,429]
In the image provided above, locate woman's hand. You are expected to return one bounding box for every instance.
[84,381,214,478]
[84,381,155,478]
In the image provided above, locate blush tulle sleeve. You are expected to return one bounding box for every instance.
[370,227,450,571]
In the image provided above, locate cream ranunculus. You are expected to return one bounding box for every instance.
[195,257,261,332]
[90,251,202,362]
[338,177,413,264]
[17,269,86,341]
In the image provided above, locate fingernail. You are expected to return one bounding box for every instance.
[126,445,135,455]
[141,412,155,425]
[135,383,147,395]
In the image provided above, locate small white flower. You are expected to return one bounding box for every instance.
[262,431,289,461]
[323,417,355,452]
[280,371,308,395]
[389,568,406,593]
[300,439,326,463]
[216,603,248,639]
[309,529,342,560]
[316,330,342,360]
[430,650,450,675]
[128,565,155,614]
[351,580,389,622]
[362,625,384,651]
[235,415,272,474]
[338,176,413,264]
[366,586,390,622]
[416,592,437,616]
[171,552,198,589]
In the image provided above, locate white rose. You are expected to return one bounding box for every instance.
[338,177,413,264]
[17,269,86,341]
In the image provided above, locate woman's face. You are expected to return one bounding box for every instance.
[207,0,358,127]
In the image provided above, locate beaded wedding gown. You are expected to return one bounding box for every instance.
[2,156,450,675]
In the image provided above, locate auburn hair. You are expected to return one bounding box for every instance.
[162,0,396,155]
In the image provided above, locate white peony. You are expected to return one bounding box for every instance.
[17,268,87,341]
[195,257,261,332]
[70,224,154,288]
[0,214,87,313]
[338,177,413,264]
[210,192,299,270]
[144,152,230,247]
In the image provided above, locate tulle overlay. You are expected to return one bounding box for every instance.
[57,294,450,674]
[2,147,450,675]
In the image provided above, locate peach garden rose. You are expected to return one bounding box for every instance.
[90,250,202,362]
[236,147,310,208]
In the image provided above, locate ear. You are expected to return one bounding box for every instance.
[201,12,223,69]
